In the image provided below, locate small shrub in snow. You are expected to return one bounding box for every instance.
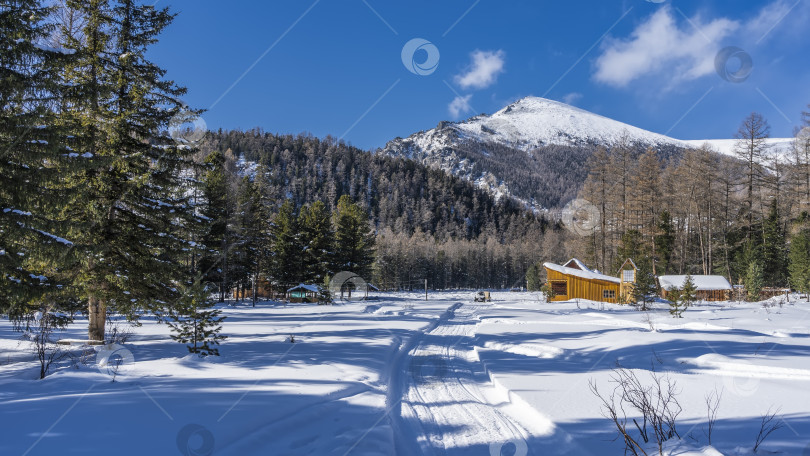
[539,283,555,302]
[752,407,784,453]
[703,388,722,445]
[20,307,69,379]
[105,313,135,344]
[590,363,682,455]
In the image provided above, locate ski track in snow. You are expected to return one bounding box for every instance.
[390,302,585,456]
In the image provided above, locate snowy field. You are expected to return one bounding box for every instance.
[2,292,810,455]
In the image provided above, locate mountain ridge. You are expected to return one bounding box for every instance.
[380,96,793,209]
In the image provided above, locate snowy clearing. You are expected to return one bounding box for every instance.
[2,292,810,455]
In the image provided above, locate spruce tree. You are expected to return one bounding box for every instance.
[199,149,233,301]
[680,274,697,308]
[234,176,268,305]
[744,262,764,302]
[667,287,684,318]
[525,262,541,291]
[761,200,787,286]
[168,278,226,356]
[788,229,810,301]
[631,259,657,311]
[332,195,375,279]
[615,230,645,272]
[669,275,696,318]
[299,201,333,283]
[270,199,303,287]
[654,211,675,275]
[58,0,202,340]
[0,0,84,319]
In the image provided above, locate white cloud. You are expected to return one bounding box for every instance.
[454,50,506,90]
[561,92,583,105]
[744,0,798,42]
[593,6,738,88]
[448,95,473,119]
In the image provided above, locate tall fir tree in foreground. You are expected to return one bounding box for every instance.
[59,0,202,340]
[0,0,83,318]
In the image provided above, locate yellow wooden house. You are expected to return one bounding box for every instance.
[618,258,638,300]
[543,258,637,303]
[544,259,621,303]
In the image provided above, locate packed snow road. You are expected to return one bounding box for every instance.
[389,302,583,456]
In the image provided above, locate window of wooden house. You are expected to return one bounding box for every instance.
[622,269,634,282]
[603,290,616,299]
[551,281,567,296]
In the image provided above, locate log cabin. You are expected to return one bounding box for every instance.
[658,275,732,302]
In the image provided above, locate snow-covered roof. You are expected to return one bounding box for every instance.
[543,262,620,284]
[287,284,320,293]
[563,258,592,272]
[658,275,732,291]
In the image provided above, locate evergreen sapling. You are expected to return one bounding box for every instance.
[168,280,227,357]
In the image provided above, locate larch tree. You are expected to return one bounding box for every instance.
[580,146,611,271]
[631,148,662,272]
[734,112,770,238]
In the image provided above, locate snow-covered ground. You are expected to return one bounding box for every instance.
[2,292,810,455]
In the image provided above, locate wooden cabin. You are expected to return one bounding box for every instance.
[658,275,732,302]
[233,277,280,299]
[544,259,622,303]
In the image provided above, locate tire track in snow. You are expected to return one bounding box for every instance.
[391,303,541,455]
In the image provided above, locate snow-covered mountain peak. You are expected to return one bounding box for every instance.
[380,96,795,210]
[451,96,683,150]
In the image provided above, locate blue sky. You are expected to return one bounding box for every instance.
[150,0,810,150]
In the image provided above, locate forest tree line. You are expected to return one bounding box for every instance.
[197,131,561,293]
[568,110,810,297]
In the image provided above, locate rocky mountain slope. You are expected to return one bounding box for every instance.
[380,97,792,210]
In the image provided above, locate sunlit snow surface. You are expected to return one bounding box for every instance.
[2,292,809,455]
